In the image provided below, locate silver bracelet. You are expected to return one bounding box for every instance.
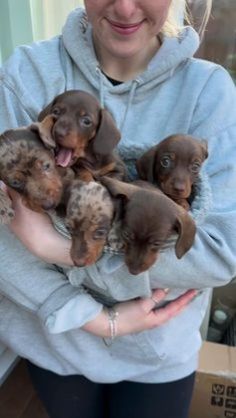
[103,307,119,347]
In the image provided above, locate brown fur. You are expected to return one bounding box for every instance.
[0,127,63,223]
[32,90,127,181]
[58,176,115,267]
[136,134,208,210]
[101,176,196,275]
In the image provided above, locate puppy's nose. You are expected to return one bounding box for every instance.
[128,266,141,276]
[74,260,85,267]
[172,180,186,193]
[41,199,57,210]
[54,123,70,139]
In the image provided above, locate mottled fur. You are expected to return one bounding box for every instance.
[60,179,115,266]
[0,127,63,223]
[0,187,14,224]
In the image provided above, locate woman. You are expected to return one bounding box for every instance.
[1,1,236,417]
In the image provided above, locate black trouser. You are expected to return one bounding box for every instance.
[27,361,195,418]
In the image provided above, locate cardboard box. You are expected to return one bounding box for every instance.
[189,341,236,418]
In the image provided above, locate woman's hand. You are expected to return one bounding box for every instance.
[83,288,198,337]
[7,188,73,266]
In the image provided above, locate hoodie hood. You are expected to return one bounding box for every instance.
[62,7,200,96]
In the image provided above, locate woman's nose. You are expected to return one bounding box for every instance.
[113,0,138,21]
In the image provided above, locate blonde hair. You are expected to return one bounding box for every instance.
[162,0,212,39]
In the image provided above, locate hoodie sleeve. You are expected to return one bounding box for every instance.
[148,66,236,289]
[0,36,67,132]
[0,54,103,334]
[0,227,103,333]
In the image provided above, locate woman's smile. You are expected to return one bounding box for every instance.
[105,17,145,36]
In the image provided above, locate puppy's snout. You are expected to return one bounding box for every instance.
[54,121,71,140]
[73,256,93,267]
[73,258,86,267]
[128,266,141,276]
[41,199,57,210]
[172,180,186,193]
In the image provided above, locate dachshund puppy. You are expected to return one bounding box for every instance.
[57,174,115,267]
[0,127,63,223]
[33,89,127,181]
[0,187,14,224]
[101,176,196,275]
[136,134,208,210]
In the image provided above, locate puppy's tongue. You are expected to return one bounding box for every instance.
[56,148,73,167]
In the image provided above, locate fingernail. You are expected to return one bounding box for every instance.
[164,288,170,293]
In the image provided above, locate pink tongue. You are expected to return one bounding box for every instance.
[56,148,73,167]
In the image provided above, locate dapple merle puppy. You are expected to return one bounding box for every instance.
[0,127,63,224]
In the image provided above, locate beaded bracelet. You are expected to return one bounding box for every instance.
[103,307,119,347]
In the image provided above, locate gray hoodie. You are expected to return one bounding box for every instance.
[0,7,236,383]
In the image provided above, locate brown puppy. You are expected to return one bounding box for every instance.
[0,127,63,223]
[136,134,208,210]
[101,176,196,275]
[58,177,115,267]
[33,90,127,181]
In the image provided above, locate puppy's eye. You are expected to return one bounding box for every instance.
[8,178,25,190]
[190,161,201,173]
[150,243,161,251]
[52,107,61,116]
[93,228,108,240]
[65,222,73,234]
[80,116,93,128]
[42,161,52,172]
[122,229,133,242]
[160,156,171,168]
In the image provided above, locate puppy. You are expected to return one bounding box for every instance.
[57,175,115,267]
[136,134,208,210]
[101,176,196,275]
[32,89,127,181]
[0,127,63,223]
[0,187,14,224]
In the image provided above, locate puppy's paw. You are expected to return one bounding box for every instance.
[174,198,190,211]
[0,190,15,224]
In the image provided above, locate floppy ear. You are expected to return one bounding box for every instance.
[136,146,158,182]
[38,100,55,121]
[92,109,121,155]
[30,116,56,149]
[174,208,196,258]
[200,139,208,160]
[100,176,137,200]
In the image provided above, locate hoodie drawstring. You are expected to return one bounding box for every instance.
[119,79,139,134]
[96,66,140,136]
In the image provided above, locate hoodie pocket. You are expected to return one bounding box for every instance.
[112,331,166,364]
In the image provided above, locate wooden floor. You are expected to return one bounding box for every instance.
[0,360,49,418]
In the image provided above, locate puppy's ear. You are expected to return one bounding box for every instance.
[92,109,121,155]
[100,176,137,200]
[136,146,157,182]
[174,208,196,258]
[38,100,55,121]
[200,139,208,160]
[30,116,56,149]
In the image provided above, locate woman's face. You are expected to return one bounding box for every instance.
[84,0,172,60]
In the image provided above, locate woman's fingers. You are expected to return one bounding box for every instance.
[152,289,198,326]
[141,288,170,312]
[6,187,24,210]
